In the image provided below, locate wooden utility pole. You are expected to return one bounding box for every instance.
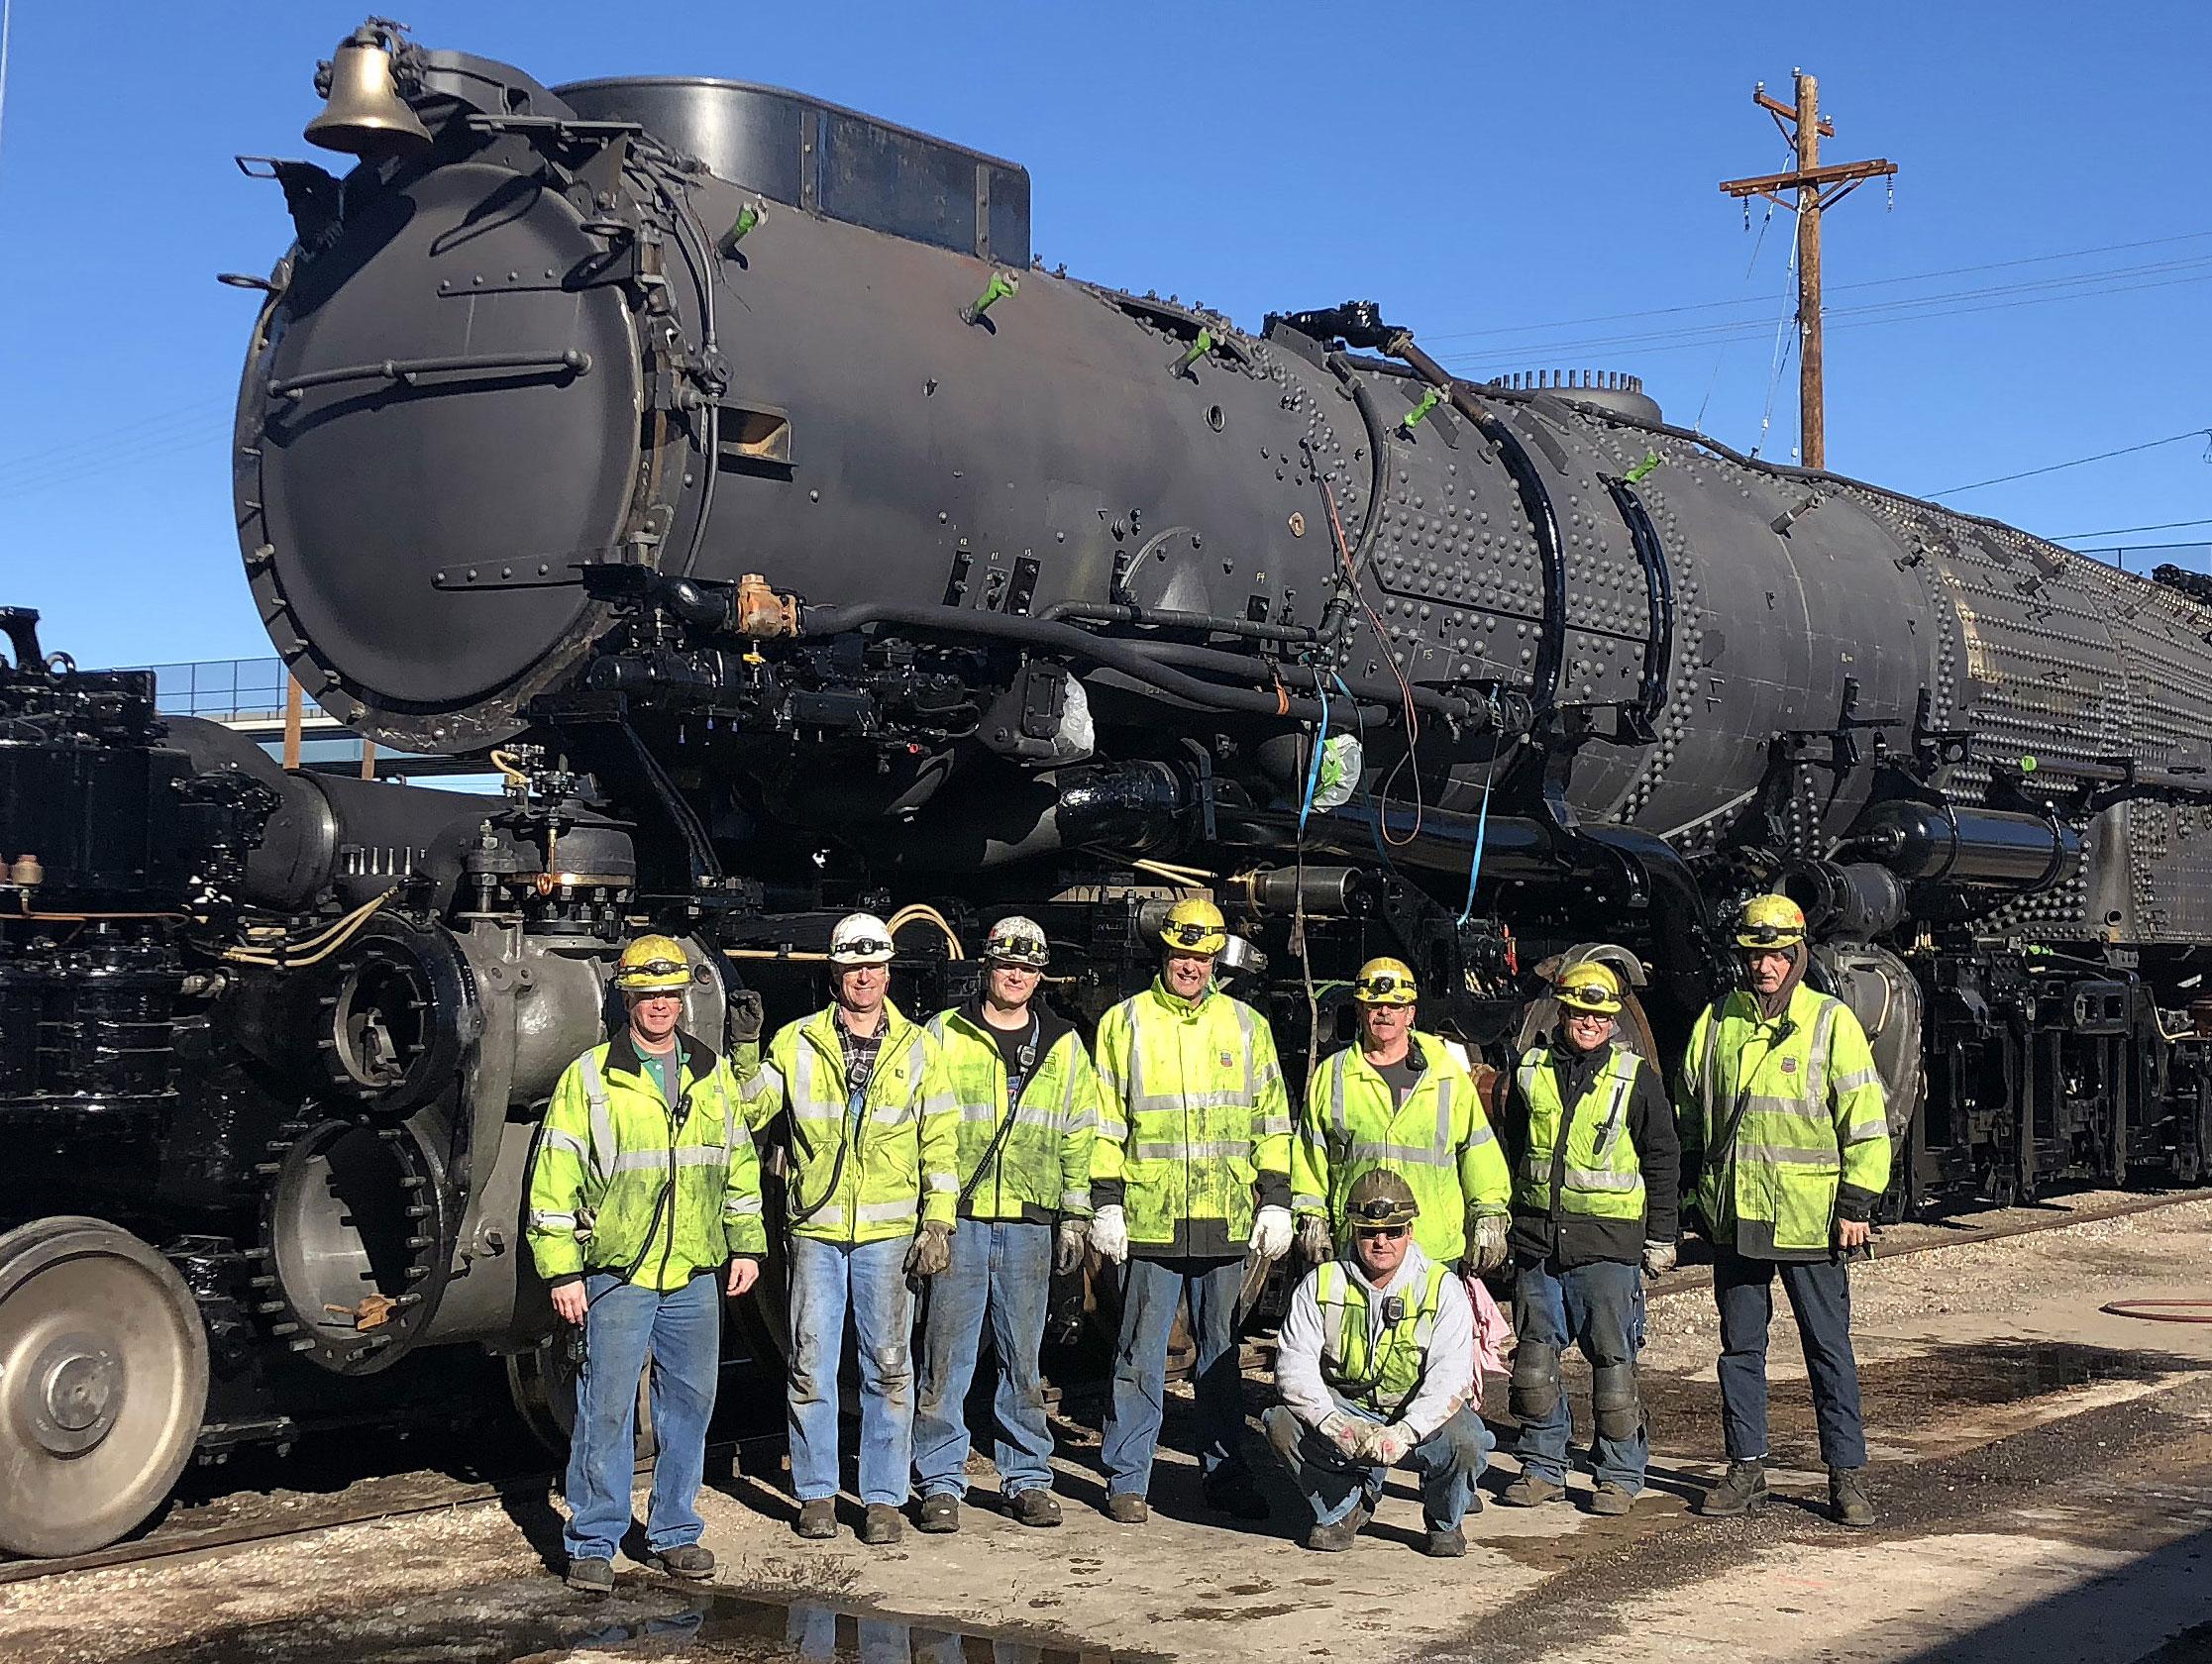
[281,676,304,772]
[1720,71,1897,469]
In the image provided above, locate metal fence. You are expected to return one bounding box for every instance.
[2071,541,2212,577]
[127,656,292,723]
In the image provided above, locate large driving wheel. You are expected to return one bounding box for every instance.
[0,1217,209,1557]
[505,1329,656,1463]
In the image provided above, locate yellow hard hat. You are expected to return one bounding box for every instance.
[1555,960,1624,1015]
[1353,956,1419,1006]
[614,933,692,993]
[1159,897,1227,956]
[1736,892,1807,950]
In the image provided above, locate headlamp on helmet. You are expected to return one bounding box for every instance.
[829,912,897,967]
[1735,893,1807,951]
[615,934,693,994]
[1353,956,1419,1006]
[1159,897,1227,956]
[983,915,1050,970]
[1554,961,1625,1016]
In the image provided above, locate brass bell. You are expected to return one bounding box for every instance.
[304,24,432,156]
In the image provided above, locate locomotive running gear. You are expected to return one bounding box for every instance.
[1292,1032,1510,1264]
[829,912,897,966]
[527,1029,769,1287]
[754,1001,960,1246]
[613,934,693,993]
[1158,897,1228,955]
[1352,957,1419,1005]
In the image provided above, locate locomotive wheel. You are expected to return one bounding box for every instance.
[0,1217,209,1557]
[504,1330,656,1464]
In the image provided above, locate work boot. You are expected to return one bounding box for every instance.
[1306,1503,1371,1552]
[1587,1485,1634,1517]
[1501,1472,1566,1508]
[1830,1466,1876,1529]
[861,1504,904,1545]
[1203,1472,1271,1521]
[794,1499,837,1540]
[1105,1494,1149,1525]
[651,1543,715,1580]
[564,1557,614,1593]
[1699,1459,1769,1518]
[916,1493,960,1533]
[1423,1521,1467,1558]
[1008,1489,1063,1528]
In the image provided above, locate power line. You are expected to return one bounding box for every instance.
[0,0,13,182]
[1418,228,2212,347]
[2058,517,2212,542]
[1927,429,2210,499]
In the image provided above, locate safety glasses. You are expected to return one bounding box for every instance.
[1353,1225,1410,1241]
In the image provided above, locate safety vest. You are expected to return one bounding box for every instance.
[1315,1256,1453,1414]
[1291,1031,1511,1263]
[525,1038,769,1290]
[1091,980,1292,1246]
[925,1007,1102,1222]
[756,1001,962,1246]
[1511,1044,1646,1222]
[1678,984,1891,1253]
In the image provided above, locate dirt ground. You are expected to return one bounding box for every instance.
[7,1194,2212,1663]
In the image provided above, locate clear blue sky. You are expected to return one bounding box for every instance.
[2,0,2205,668]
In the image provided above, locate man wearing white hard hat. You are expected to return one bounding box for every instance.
[753,912,959,1545]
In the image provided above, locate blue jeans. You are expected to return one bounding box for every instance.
[1713,1247,1867,1468]
[564,1270,720,1563]
[1260,1397,1492,1529]
[1100,1255,1248,1497]
[788,1234,916,1506]
[913,1219,1055,1500]
[1513,1257,1649,1492]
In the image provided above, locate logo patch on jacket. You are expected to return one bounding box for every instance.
[1781,1058,1798,1074]
[1218,1052,1235,1070]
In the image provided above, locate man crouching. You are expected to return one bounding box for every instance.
[1263,1168,1492,1557]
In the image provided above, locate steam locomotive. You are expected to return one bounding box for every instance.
[5,20,2210,1557]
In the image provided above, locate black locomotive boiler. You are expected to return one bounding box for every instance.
[5,20,2211,1555]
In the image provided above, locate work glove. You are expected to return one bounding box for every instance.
[1054,1218,1090,1277]
[1296,1212,1332,1266]
[1247,1204,1293,1262]
[727,988,765,1045]
[903,1220,953,1280]
[1317,1409,1367,1459]
[1641,1238,1678,1279]
[1460,1212,1509,1277]
[1089,1204,1129,1265]
[1358,1421,1415,1466]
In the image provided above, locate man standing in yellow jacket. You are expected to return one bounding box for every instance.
[526,935,769,1593]
[752,912,961,1546]
[1091,897,1292,1524]
[1291,957,1512,1277]
[1677,893,1891,1528]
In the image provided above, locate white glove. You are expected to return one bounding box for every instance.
[1359,1421,1415,1465]
[1296,1212,1332,1265]
[1641,1238,1678,1278]
[1317,1409,1366,1458]
[1090,1204,1129,1265]
[1248,1204,1293,1261]
[1463,1212,1510,1276]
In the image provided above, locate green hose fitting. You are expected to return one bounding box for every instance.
[720,197,768,255]
[1172,327,1215,373]
[1400,386,1444,432]
[962,268,1020,324]
[1625,451,1662,484]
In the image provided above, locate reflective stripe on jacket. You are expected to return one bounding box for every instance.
[1676,984,1891,1256]
[1291,1030,1510,1264]
[1316,1255,1453,1414]
[525,1031,770,1290]
[1511,1044,1646,1222]
[755,1001,961,1246]
[925,1006,1102,1222]
[1091,980,1292,1253]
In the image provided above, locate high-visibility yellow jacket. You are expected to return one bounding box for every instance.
[1092,980,1292,1258]
[1291,1031,1509,1264]
[926,1002,1101,1222]
[754,1001,961,1246]
[1676,984,1891,1259]
[1313,1255,1455,1415]
[526,1029,769,1291]
[1512,1044,1647,1221]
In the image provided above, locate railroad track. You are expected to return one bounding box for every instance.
[5,1188,2201,1588]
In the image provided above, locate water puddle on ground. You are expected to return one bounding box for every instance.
[105,1577,1143,1664]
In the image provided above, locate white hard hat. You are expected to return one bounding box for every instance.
[829,912,895,967]
[983,915,1050,968]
